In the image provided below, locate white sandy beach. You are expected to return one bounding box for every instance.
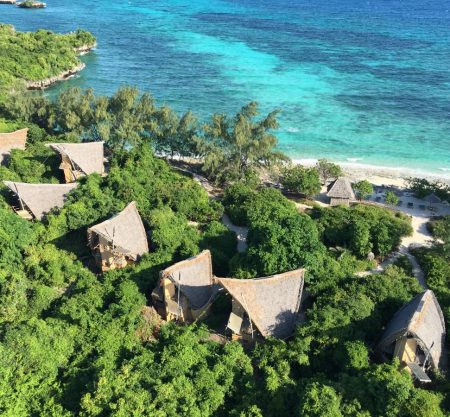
[295,159,450,187]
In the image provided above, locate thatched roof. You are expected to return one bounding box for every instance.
[424,193,441,204]
[87,202,148,260]
[327,177,356,200]
[0,128,28,164]
[3,181,77,220]
[377,290,446,370]
[161,250,214,309]
[49,142,104,175]
[217,269,305,339]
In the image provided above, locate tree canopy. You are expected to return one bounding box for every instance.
[0,26,448,417]
[0,25,96,100]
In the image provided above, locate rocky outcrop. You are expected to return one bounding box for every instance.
[17,0,46,7]
[25,41,96,90]
[74,42,97,55]
[26,63,85,90]
[0,0,16,4]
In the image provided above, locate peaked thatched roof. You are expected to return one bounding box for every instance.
[161,250,214,309]
[424,193,441,204]
[87,202,148,260]
[217,269,305,339]
[378,290,446,370]
[0,128,28,164]
[327,177,356,200]
[49,142,104,175]
[3,181,77,220]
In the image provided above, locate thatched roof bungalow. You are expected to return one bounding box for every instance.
[3,181,77,220]
[327,177,355,206]
[424,193,441,205]
[152,250,217,323]
[216,269,305,340]
[49,142,105,183]
[0,128,28,164]
[87,202,148,271]
[376,290,446,382]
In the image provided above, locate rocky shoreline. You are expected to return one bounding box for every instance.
[26,63,86,90]
[74,42,97,55]
[25,43,96,90]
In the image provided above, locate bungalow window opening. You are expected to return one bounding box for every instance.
[392,335,433,372]
[8,191,33,220]
[162,273,186,322]
[227,298,253,338]
[60,153,83,181]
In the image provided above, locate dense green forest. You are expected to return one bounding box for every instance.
[0,24,95,99]
[0,27,449,417]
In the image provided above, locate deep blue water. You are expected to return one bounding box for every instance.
[1,0,450,177]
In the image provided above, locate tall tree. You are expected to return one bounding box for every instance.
[153,107,198,158]
[280,165,321,198]
[354,180,373,201]
[196,102,288,183]
[316,159,343,185]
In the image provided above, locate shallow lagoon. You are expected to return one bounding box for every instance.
[2,0,450,176]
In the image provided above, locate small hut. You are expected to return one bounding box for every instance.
[216,269,305,340]
[49,142,105,183]
[152,250,217,323]
[376,290,446,383]
[3,181,77,220]
[0,128,28,164]
[87,202,148,271]
[424,193,441,206]
[327,177,356,206]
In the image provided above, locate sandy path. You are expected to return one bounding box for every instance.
[174,162,434,283]
[177,167,249,253]
[222,214,248,253]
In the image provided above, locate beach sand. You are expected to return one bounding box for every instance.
[295,159,450,187]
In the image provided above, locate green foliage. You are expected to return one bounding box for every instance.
[223,184,298,228]
[0,117,22,133]
[338,340,370,371]
[0,24,95,96]
[300,382,343,417]
[385,191,399,206]
[153,107,198,158]
[353,180,373,200]
[196,102,288,183]
[148,207,199,258]
[243,213,325,276]
[406,177,450,202]
[280,165,321,197]
[0,37,448,414]
[316,159,343,184]
[200,221,237,276]
[222,182,257,226]
[312,205,412,258]
[430,215,450,257]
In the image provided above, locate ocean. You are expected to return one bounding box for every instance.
[1,0,450,177]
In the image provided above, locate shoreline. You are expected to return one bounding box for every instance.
[26,43,96,90]
[294,158,450,187]
[26,63,86,90]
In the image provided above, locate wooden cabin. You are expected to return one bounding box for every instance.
[0,128,27,165]
[3,181,77,220]
[326,177,356,206]
[87,202,149,272]
[216,268,305,340]
[49,142,105,183]
[376,290,446,383]
[151,250,217,323]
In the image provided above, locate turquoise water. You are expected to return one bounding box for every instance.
[2,0,450,176]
